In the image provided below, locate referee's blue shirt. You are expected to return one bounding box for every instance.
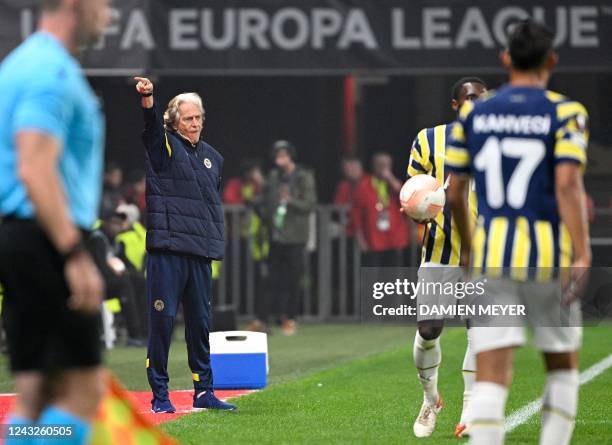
[0,32,104,229]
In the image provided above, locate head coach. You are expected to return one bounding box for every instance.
[134,77,235,412]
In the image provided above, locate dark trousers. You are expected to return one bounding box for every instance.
[146,252,213,401]
[264,242,305,322]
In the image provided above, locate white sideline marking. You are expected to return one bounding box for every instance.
[505,354,612,433]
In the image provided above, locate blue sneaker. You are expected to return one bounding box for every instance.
[193,390,237,411]
[151,398,176,413]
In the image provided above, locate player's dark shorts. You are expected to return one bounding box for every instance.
[0,218,102,373]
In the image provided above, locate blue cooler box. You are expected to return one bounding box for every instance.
[210,331,268,389]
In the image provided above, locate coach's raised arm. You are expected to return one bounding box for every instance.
[134,77,167,170]
[132,76,235,413]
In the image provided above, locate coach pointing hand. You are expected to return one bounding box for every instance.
[134,76,153,95]
[134,76,235,412]
[135,77,154,107]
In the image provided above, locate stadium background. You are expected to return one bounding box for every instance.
[1,1,611,444]
[2,1,611,204]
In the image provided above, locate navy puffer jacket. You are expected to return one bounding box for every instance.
[141,105,224,260]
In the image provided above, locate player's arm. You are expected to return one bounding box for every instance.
[135,76,154,110]
[445,105,474,267]
[13,76,103,313]
[403,130,434,223]
[17,133,103,313]
[555,163,590,265]
[447,174,472,267]
[406,130,432,179]
[134,76,169,169]
[554,102,591,300]
[17,133,81,254]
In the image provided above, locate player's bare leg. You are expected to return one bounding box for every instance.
[9,372,45,422]
[36,367,107,444]
[468,346,514,445]
[412,322,444,438]
[53,367,107,420]
[539,351,579,445]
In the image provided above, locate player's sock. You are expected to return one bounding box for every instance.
[468,381,507,445]
[413,330,441,406]
[5,415,34,445]
[37,405,92,445]
[539,369,579,445]
[460,328,477,424]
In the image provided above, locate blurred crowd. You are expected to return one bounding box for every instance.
[93,163,148,346]
[219,145,416,334]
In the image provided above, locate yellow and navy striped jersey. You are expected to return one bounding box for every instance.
[446,86,589,279]
[407,123,477,266]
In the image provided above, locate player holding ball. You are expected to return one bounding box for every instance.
[402,77,487,438]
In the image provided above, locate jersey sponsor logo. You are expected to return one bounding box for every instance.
[204,158,212,168]
[473,114,551,135]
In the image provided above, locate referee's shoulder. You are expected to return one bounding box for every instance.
[2,52,69,88]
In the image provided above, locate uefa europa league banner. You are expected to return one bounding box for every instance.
[1,0,611,74]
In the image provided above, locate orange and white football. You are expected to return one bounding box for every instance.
[399,175,445,221]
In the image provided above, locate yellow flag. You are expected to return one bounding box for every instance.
[90,374,178,445]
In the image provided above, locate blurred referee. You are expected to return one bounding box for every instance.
[0,0,110,444]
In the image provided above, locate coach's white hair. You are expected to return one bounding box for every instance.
[163,92,205,129]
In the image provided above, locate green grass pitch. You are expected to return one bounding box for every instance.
[0,324,610,444]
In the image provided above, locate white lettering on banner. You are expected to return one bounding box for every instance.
[170,9,199,50]
[93,8,121,50]
[492,7,530,46]
[571,6,599,47]
[423,7,452,49]
[93,8,154,50]
[391,8,421,49]
[69,7,157,50]
[201,9,236,50]
[238,8,270,49]
[390,6,597,50]
[533,7,567,47]
[312,8,342,49]
[271,8,309,50]
[20,8,34,38]
[455,7,495,48]
[120,9,155,50]
[16,5,602,52]
[337,9,378,49]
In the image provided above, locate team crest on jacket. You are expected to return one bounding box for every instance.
[204,158,212,168]
[154,299,165,311]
